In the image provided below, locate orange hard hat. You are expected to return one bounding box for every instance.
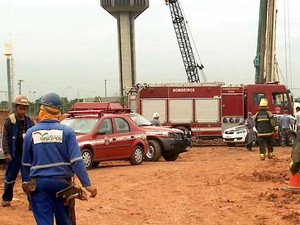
[14,95,29,106]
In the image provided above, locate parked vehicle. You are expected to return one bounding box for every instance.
[127,113,191,161]
[222,114,296,146]
[222,124,257,147]
[126,83,293,139]
[65,102,191,162]
[60,110,148,169]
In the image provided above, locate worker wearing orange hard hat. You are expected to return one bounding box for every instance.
[254,98,276,160]
[1,95,35,209]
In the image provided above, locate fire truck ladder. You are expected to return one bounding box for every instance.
[166,0,207,83]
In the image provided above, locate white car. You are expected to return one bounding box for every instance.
[222,125,257,146]
[222,114,296,146]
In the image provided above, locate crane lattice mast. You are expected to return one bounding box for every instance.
[254,0,279,84]
[165,0,205,83]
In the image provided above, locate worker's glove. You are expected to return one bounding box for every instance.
[4,154,12,163]
[290,161,300,175]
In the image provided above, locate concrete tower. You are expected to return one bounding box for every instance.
[100,0,149,95]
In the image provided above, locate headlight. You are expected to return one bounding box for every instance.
[168,132,183,140]
[141,133,147,139]
[236,129,247,134]
[168,132,175,138]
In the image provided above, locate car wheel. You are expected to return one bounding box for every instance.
[82,149,93,170]
[163,153,179,161]
[145,140,162,161]
[130,146,144,165]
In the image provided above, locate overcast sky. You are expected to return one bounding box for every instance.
[0,0,299,101]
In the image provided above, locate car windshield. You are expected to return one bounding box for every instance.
[129,113,152,126]
[61,118,98,134]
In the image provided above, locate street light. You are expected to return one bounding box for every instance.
[105,79,107,97]
[28,90,37,116]
[33,91,36,114]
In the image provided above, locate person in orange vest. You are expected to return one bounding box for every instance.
[254,98,276,160]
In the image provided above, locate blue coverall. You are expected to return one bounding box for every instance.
[23,120,91,225]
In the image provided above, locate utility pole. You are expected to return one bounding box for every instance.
[4,43,13,112]
[18,79,24,95]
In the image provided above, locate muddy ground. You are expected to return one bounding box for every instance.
[1,145,300,225]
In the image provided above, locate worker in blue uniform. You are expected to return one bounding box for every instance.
[1,95,34,208]
[22,91,97,225]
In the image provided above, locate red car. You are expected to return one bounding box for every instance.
[65,102,191,162]
[60,110,148,169]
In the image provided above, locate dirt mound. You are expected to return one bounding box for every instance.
[0,146,299,225]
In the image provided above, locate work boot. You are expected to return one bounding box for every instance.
[260,154,265,161]
[268,152,274,159]
[1,201,11,207]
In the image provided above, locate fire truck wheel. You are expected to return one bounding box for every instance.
[146,140,162,161]
[130,145,144,165]
[82,148,93,170]
[163,154,179,161]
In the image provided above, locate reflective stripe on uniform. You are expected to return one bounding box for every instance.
[257,133,273,137]
[256,118,271,122]
[31,162,71,170]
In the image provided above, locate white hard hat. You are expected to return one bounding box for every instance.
[153,112,159,118]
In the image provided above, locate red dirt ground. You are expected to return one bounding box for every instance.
[1,146,300,225]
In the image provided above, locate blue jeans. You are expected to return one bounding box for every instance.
[31,177,73,225]
[2,154,30,202]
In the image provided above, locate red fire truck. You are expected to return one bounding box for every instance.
[126,82,293,139]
